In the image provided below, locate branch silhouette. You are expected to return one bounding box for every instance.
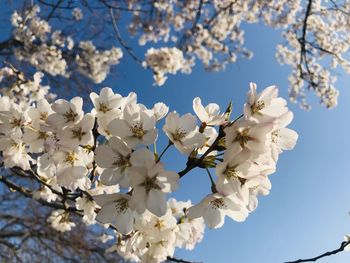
[286,240,350,263]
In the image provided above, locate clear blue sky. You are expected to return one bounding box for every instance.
[1,3,350,263]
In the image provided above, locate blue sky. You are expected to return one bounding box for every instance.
[1,3,350,263]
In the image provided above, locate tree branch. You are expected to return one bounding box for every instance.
[109,7,143,65]
[0,174,78,212]
[167,256,202,263]
[286,240,350,263]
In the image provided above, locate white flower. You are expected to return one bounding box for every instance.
[59,113,94,148]
[47,210,75,232]
[76,196,98,224]
[27,98,53,126]
[95,138,155,188]
[144,47,190,86]
[215,145,261,194]
[167,199,205,250]
[53,147,92,191]
[129,162,179,217]
[33,186,58,203]
[90,87,123,117]
[108,103,158,148]
[0,136,33,170]
[163,111,206,155]
[23,126,52,153]
[47,97,84,128]
[197,126,218,154]
[37,153,57,178]
[152,102,169,121]
[72,7,83,20]
[193,97,226,126]
[244,83,288,123]
[188,192,248,228]
[271,111,298,162]
[224,119,273,155]
[94,193,135,235]
[0,104,27,137]
[246,176,272,212]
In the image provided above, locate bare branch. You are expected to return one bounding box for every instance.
[167,256,202,263]
[286,240,350,263]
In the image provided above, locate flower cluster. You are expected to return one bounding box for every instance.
[275,0,348,109]
[10,6,122,83]
[186,83,298,228]
[0,67,56,107]
[143,47,193,86]
[5,2,350,107]
[103,199,205,262]
[0,73,297,262]
[116,0,347,106]
[76,41,123,84]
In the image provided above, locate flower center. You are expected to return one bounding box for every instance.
[224,167,246,184]
[130,123,145,138]
[234,128,252,148]
[251,100,265,114]
[113,154,131,169]
[38,131,49,140]
[114,198,129,214]
[40,112,48,121]
[272,129,280,143]
[172,128,187,142]
[140,176,161,194]
[72,127,86,141]
[10,117,22,128]
[63,108,78,123]
[99,102,111,113]
[65,151,78,165]
[224,167,240,179]
[210,198,226,209]
[154,219,166,230]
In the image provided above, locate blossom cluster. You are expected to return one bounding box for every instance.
[275,0,348,109]
[5,1,349,107]
[10,6,122,83]
[0,68,297,261]
[0,66,56,108]
[105,199,205,262]
[127,0,346,106]
[187,83,298,228]
[144,47,193,86]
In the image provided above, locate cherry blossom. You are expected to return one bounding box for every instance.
[0,72,297,262]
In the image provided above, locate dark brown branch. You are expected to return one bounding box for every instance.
[109,8,143,65]
[329,0,350,16]
[0,174,78,212]
[286,240,350,263]
[177,113,241,178]
[47,0,64,21]
[297,0,318,89]
[89,117,99,181]
[167,256,202,263]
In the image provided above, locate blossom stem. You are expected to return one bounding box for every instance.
[89,118,99,181]
[153,142,157,154]
[205,168,216,193]
[157,141,173,162]
[229,113,244,126]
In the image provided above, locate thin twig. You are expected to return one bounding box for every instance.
[286,240,350,263]
[109,8,143,65]
[167,256,202,263]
